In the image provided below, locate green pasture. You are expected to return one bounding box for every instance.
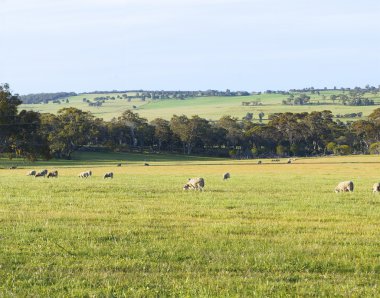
[20,91,380,121]
[0,151,226,168]
[1,153,380,296]
[20,93,146,121]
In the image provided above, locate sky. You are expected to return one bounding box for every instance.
[1,0,380,94]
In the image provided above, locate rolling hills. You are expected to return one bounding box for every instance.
[20,91,380,121]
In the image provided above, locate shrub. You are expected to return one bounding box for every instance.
[326,142,337,154]
[290,144,299,156]
[229,149,237,158]
[276,145,288,157]
[334,144,351,155]
[369,142,380,154]
[251,146,258,157]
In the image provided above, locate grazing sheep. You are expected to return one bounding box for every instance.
[223,172,230,180]
[144,163,150,166]
[257,160,262,164]
[35,169,48,178]
[335,181,354,193]
[104,172,114,179]
[117,163,121,167]
[372,183,380,193]
[183,177,205,191]
[79,170,92,178]
[287,158,292,164]
[9,166,17,169]
[47,170,58,178]
[27,170,36,176]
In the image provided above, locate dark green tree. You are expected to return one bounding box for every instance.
[151,118,172,151]
[170,115,211,154]
[0,83,22,153]
[217,115,244,147]
[42,108,98,159]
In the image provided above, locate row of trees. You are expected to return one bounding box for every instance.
[289,85,380,94]
[283,92,376,106]
[20,92,76,104]
[329,93,375,106]
[2,84,380,160]
[21,89,252,105]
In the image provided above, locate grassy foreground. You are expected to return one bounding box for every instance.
[1,154,380,296]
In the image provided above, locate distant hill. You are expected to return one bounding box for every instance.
[19,87,380,121]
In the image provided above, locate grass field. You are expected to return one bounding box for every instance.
[20,92,380,121]
[1,153,380,296]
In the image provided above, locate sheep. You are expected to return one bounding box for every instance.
[47,170,58,178]
[104,172,113,179]
[9,166,17,169]
[117,163,122,167]
[78,172,87,178]
[335,181,354,193]
[183,177,205,191]
[27,170,36,176]
[372,183,380,193]
[223,172,230,180]
[257,160,262,164]
[79,170,92,178]
[35,169,48,178]
[144,163,150,166]
[287,158,292,164]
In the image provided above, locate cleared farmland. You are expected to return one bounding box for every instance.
[20,92,380,121]
[1,153,380,296]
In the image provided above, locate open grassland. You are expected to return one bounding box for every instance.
[1,154,380,296]
[20,92,380,121]
[20,93,145,121]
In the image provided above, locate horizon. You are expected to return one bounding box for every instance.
[16,84,380,96]
[2,0,380,95]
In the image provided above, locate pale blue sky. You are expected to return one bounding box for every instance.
[1,0,380,94]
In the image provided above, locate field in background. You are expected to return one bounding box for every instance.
[1,153,380,296]
[20,91,380,121]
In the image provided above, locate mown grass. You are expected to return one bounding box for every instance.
[1,155,380,296]
[20,91,380,121]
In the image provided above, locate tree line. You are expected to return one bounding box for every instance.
[20,92,77,104]
[2,83,380,161]
[21,89,252,105]
[283,92,375,106]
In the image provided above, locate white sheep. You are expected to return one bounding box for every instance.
[183,177,205,191]
[35,169,48,178]
[27,170,36,176]
[372,183,380,193]
[79,170,92,178]
[335,181,354,193]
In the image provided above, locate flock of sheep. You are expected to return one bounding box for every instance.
[25,167,380,193]
[26,167,207,191]
[335,180,380,193]
[27,169,58,178]
[27,169,114,179]
[183,175,380,193]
